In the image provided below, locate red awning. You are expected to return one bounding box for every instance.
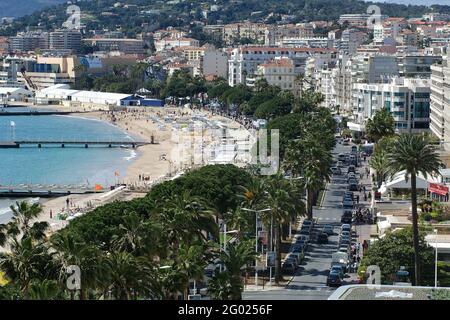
[428,183,449,196]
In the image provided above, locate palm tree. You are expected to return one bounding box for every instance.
[208,240,256,300]
[365,108,395,143]
[3,201,48,242]
[111,211,166,258]
[284,137,332,219]
[157,191,219,253]
[26,279,61,300]
[261,172,303,283]
[369,149,389,189]
[51,233,104,300]
[385,133,444,285]
[0,237,57,295]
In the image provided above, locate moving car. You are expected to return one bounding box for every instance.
[349,183,359,191]
[348,165,356,173]
[340,231,351,238]
[330,265,345,278]
[331,167,342,175]
[341,214,352,224]
[342,199,354,209]
[341,224,351,233]
[322,225,334,235]
[327,272,342,287]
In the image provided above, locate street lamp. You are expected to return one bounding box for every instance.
[434,228,438,288]
[241,207,271,289]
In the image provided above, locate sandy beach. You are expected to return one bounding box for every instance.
[0,104,250,243]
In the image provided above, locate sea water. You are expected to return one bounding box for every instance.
[0,110,138,221]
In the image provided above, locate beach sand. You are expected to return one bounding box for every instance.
[6,105,249,239]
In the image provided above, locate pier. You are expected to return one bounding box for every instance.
[0,139,155,148]
[0,184,106,198]
[0,110,86,116]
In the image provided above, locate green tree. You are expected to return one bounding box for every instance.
[261,172,304,283]
[208,240,256,300]
[365,108,395,143]
[360,228,434,284]
[384,133,444,285]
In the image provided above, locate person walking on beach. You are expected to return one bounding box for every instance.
[50,209,53,219]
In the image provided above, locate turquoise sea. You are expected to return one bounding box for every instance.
[0,108,138,222]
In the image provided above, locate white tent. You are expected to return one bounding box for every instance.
[0,87,32,100]
[378,170,439,194]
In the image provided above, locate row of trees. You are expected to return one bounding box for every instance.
[0,164,307,299]
[366,108,444,286]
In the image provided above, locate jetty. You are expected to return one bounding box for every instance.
[0,139,156,148]
[0,184,106,198]
[0,110,86,116]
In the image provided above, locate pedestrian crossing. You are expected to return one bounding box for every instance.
[318,217,339,221]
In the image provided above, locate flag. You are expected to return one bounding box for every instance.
[10,121,15,127]
[95,184,104,191]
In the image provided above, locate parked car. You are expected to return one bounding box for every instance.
[302,219,313,228]
[338,153,346,162]
[282,261,297,275]
[299,229,311,239]
[317,233,329,244]
[322,225,334,235]
[327,272,342,287]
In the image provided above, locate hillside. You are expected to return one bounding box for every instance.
[0,0,449,37]
[0,0,66,18]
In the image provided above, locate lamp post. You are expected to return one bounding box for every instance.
[434,228,438,288]
[242,207,271,289]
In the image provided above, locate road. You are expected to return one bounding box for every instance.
[243,141,360,300]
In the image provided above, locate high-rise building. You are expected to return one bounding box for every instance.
[228,45,337,86]
[9,32,49,52]
[353,77,431,133]
[49,30,82,53]
[430,53,450,148]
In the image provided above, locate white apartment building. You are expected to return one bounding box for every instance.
[228,45,337,86]
[430,53,450,148]
[334,54,353,112]
[154,37,200,52]
[279,37,334,49]
[255,57,295,91]
[353,77,431,133]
